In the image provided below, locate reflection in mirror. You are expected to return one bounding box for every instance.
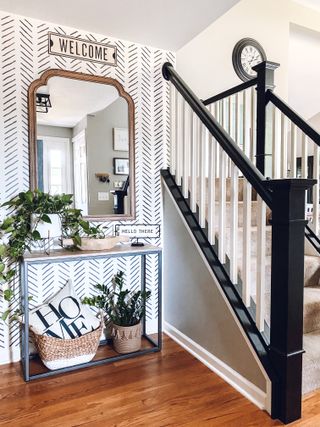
[31,73,134,220]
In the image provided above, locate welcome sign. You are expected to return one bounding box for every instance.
[48,32,117,66]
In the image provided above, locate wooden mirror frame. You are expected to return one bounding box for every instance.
[28,69,135,221]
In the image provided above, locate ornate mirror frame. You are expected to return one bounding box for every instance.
[28,69,135,221]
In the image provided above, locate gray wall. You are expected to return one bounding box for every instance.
[163,184,267,391]
[72,116,87,138]
[86,97,129,215]
[37,124,72,138]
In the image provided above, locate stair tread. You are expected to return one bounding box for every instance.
[303,330,320,394]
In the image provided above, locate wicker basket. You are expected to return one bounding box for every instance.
[111,322,142,354]
[30,321,103,370]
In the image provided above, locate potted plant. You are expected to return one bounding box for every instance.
[62,216,128,251]
[0,190,99,319]
[82,271,151,354]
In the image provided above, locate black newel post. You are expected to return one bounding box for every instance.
[267,179,316,424]
[253,61,280,176]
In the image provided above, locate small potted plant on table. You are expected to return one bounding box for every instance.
[82,271,151,354]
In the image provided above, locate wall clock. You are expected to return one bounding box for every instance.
[232,38,266,82]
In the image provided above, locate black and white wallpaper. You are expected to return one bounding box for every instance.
[0,11,174,363]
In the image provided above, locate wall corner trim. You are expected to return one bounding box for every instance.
[164,321,268,412]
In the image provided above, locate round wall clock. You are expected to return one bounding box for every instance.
[232,38,267,82]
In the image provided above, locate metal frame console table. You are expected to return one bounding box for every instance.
[21,244,162,381]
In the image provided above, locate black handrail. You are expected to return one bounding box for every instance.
[267,90,320,147]
[162,62,272,208]
[202,78,257,106]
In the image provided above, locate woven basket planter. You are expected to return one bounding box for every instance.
[111,322,142,354]
[30,322,103,370]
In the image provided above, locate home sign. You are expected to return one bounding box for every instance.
[48,32,117,66]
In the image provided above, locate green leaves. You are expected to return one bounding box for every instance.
[72,235,82,247]
[3,289,14,301]
[0,245,6,257]
[0,190,81,323]
[32,230,41,241]
[0,217,14,230]
[1,310,10,321]
[82,271,152,327]
[40,214,52,223]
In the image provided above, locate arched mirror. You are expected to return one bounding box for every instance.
[28,70,135,221]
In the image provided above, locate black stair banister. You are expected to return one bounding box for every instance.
[202,78,257,106]
[195,61,320,257]
[268,178,316,423]
[162,62,314,424]
[161,169,278,382]
[162,62,272,208]
[305,224,320,253]
[267,90,320,147]
[266,89,320,255]
[253,61,280,175]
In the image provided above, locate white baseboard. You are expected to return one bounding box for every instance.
[164,321,268,411]
[0,350,21,365]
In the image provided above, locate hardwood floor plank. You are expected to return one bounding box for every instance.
[0,334,319,426]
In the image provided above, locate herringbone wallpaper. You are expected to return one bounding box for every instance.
[0,11,174,363]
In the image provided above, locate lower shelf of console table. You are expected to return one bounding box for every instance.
[20,244,162,381]
[28,335,160,380]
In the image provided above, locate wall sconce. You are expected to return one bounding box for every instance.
[36,93,52,113]
[95,173,110,183]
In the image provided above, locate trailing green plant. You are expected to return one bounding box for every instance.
[0,189,106,319]
[82,271,151,327]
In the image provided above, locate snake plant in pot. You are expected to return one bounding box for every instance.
[82,271,151,354]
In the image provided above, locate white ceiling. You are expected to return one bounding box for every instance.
[288,23,320,120]
[0,0,240,51]
[37,77,119,127]
[293,0,320,12]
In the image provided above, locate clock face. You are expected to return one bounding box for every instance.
[232,38,267,82]
[240,45,264,77]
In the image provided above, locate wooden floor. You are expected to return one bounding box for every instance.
[0,335,320,426]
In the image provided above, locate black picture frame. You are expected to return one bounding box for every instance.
[113,157,129,175]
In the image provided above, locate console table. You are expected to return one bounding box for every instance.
[21,244,162,381]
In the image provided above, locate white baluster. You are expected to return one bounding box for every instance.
[313,145,320,236]
[170,85,176,174]
[199,125,208,228]
[230,161,239,283]
[272,105,281,179]
[175,93,183,185]
[235,92,240,147]
[208,125,216,245]
[190,114,198,213]
[182,102,190,198]
[256,195,266,332]
[242,179,252,307]
[227,96,232,177]
[302,133,308,179]
[242,90,248,157]
[290,123,297,178]
[280,113,288,178]
[250,87,256,165]
[215,102,220,178]
[218,148,227,264]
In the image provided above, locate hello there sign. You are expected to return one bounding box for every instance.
[48,32,117,66]
[115,224,160,239]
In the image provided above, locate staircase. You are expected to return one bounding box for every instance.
[161,60,320,424]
